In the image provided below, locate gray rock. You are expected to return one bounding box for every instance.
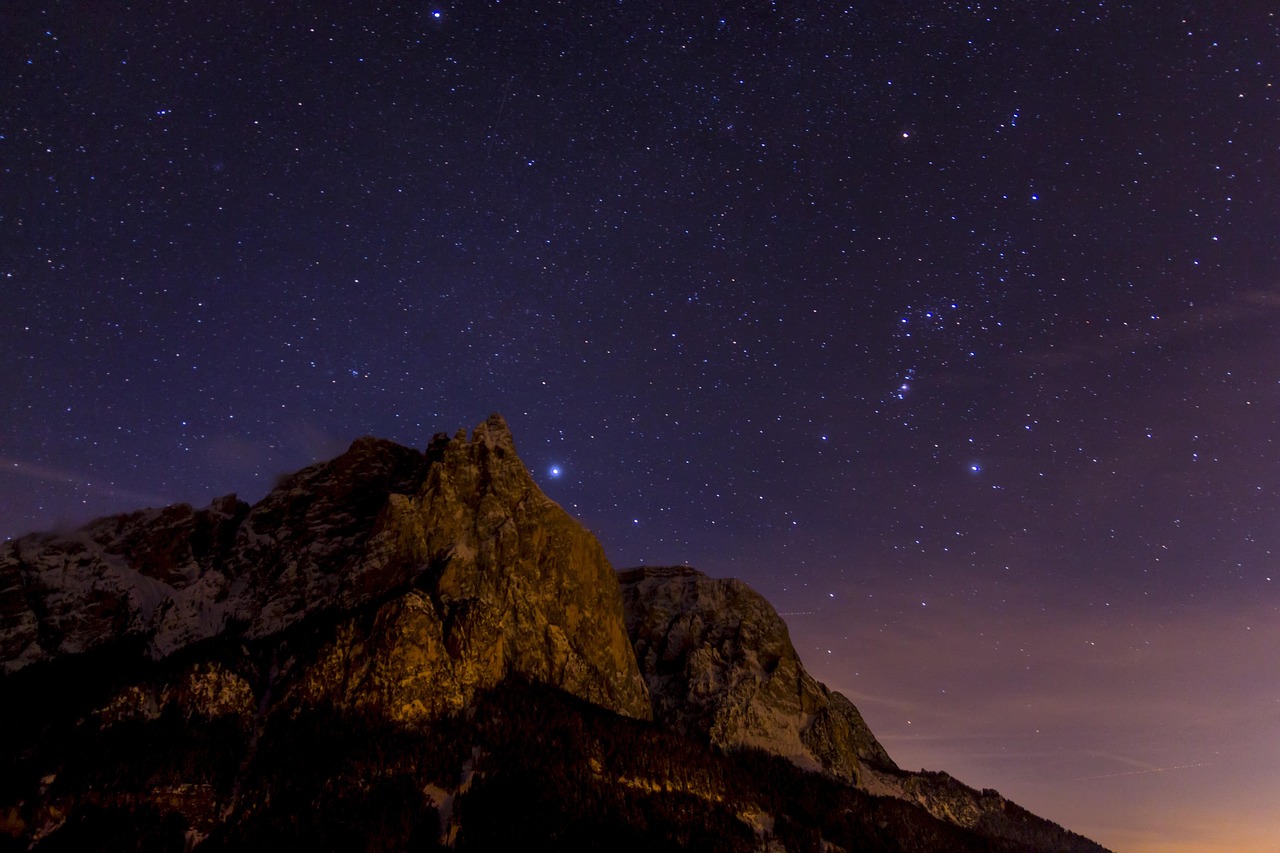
[619,565,894,783]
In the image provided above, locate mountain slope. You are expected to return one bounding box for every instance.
[620,566,1107,853]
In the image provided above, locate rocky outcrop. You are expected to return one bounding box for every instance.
[93,660,257,727]
[619,565,895,784]
[287,417,651,721]
[0,415,650,721]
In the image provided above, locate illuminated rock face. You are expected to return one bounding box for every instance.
[286,415,652,723]
[0,414,650,721]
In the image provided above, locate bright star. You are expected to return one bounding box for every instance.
[548,466,561,478]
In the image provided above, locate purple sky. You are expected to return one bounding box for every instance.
[4,3,1277,849]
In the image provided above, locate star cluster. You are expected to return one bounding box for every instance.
[3,3,1278,850]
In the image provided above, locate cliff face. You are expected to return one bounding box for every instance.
[0,415,650,722]
[286,417,651,722]
[619,566,895,784]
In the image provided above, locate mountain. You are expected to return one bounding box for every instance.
[0,415,1109,852]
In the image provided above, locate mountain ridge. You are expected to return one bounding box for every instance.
[0,415,1109,852]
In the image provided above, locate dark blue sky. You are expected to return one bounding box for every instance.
[4,3,1278,848]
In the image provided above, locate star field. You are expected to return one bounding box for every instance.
[3,3,1278,850]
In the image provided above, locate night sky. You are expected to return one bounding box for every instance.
[4,2,1278,849]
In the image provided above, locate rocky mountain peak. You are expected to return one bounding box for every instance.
[471,411,518,451]
[323,414,652,721]
[0,415,649,720]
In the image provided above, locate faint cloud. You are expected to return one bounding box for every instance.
[0,456,170,508]
[203,420,350,491]
[1026,284,1280,370]
[204,435,283,476]
[280,419,350,462]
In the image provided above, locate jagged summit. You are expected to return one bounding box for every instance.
[467,411,519,450]
[0,417,1109,852]
[0,414,649,720]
